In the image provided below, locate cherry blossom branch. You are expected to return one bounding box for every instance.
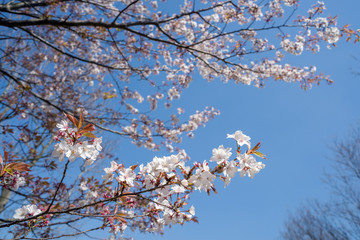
[17,27,126,71]
[2,66,208,148]
[21,226,103,240]
[112,0,139,24]
[0,0,70,11]
[45,159,70,213]
[1,117,264,240]
[0,182,170,228]
[0,1,231,27]
[56,184,173,214]
[0,67,151,138]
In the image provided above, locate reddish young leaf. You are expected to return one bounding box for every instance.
[78,111,84,129]
[247,142,261,155]
[115,216,128,224]
[6,162,31,172]
[114,204,118,215]
[253,151,267,159]
[80,124,96,132]
[83,132,97,138]
[4,150,8,163]
[130,164,138,171]
[65,113,78,127]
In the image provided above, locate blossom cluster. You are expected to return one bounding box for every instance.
[0,151,29,192]
[94,130,265,235]
[13,204,50,228]
[0,171,25,191]
[121,107,220,151]
[12,116,265,238]
[52,119,102,166]
[13,204,41,220]
[281,14,340,56]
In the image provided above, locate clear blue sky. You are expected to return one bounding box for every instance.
[105,1,360,239]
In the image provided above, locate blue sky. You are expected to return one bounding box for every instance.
[112,1,360,239]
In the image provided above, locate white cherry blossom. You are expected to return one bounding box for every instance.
[189,161,216,192]
[116,167,136,187]
[103,161,119,181]
[56,120,69,132]
[227,130,251,146]
[223,160,239,186]
[238,154,265,179]
[210,145,232,163]
[170,185,186,194]
[52,141,70,162]
[13,204,42,220]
